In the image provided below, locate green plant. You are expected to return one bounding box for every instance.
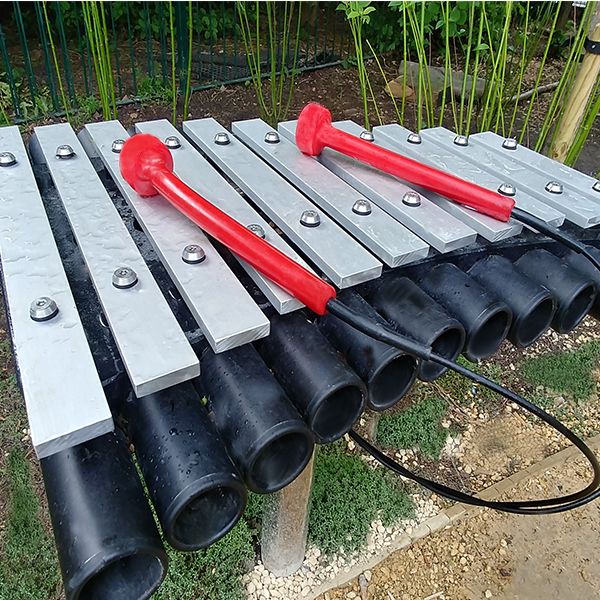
[309,443,413,554]
[137,76,173,104]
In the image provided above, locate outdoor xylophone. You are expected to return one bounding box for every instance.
[1,102,600,599]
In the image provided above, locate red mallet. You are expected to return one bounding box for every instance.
[119,133,336,314]
[295,102,515,222]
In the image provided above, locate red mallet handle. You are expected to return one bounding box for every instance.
[119,133,336,315]
[296,103,515,223]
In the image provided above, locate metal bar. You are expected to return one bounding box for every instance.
[0,126,113,458]
[279,120,477,254]
[425,127,599,229]
[31,123,199,397]
[83,120,271,349]
[472,131,600,203]
[184,118,383,288]
[233,118,429,267]
[372,124,523,242]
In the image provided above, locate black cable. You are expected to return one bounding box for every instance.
[327,298,600,514]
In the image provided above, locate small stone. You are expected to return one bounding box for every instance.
[301,586,311,597]
[247,582,256,594]
[364,570,372,582]
[485,591,493,598]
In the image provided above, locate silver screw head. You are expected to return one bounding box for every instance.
[502,138,518,150]
[56,144,75,159]
[402,191,421,207]
[545,180,563,194]
[247,223,266,239]
[300,209,321,227]
[214,132,230,146]
[0,151,17,167]
[112,266,138,289]
[181,244,206,264]
[498,182,516,196]
[453,135,469,147]
[164,136,181,149]
[360,130,375,142]
[30,297,59,322]
[407,133,422,144]
[593,180,600,193]
[264,131,280,144]
[352,198,372,215]
[111,139,125,153]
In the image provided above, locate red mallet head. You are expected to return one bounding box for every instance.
[120,133,174,197]
[295,102,334,156]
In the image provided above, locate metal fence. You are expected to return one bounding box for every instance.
[0,1,350,123]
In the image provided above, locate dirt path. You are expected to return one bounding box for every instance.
[321,456,600,600]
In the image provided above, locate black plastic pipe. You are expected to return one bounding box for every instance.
[516,248,597,333]
[40,431,167,600]
[557,246,600,321]
[318,290,418,411]
[418,263,512,361]
[468,254,556,347]
[125,382,247,551]
[200,344,314,493]
[255,312,366,442]
[369,277,465,381]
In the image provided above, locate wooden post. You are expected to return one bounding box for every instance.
[261,451,315,577]
[550,5,600,162]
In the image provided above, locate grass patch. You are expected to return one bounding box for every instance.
[520,341,600,402]
[309,444,413,555]
[0,449,60,600]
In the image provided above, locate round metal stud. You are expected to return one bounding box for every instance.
[164,136,181,149]
[264,131,280,144]
[56,144,75,159]
[112,266,138,289]
[498,182,516,196]
[300,209,321,227]
[247,223,266,239]
[0,152,17,167]
[181,244,206,264]
[111,139,125,153]
[593,180,600,193]
[502,138,518,150]
[545,180,563,194]
[407,133,422,144]
[30,297,59,322]
[352,199,372,216]
[402,191,421,207]
[360,130,375,142]
[214,132,231,146]
[453,135,469,147]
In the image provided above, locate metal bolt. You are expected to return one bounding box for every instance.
[300,209,321,227]
[56,144,75,159]
[453,135,469,147]
[111,139,125,153]
[352,199,372,216]
[264,131,280,144]
[502,138,518,150]
[402,191,421,207]
[498,182,516,196]
[181,244,206,264]
[0,151,17,167]
[30,297,59,322]
[545,180,563,194]
[593,180,600,193]
[164,136,181,149]
[112,266,138,289]
[247,223,266,239]
[360,130,375,142]
[214,132,230,145]
[407,133,422,144]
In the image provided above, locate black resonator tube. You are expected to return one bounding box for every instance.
[125,382,247,551]
[369,276,465,381]
[40,431,167,600]
[255,312,365,442]
[418,262,512,361]
[516,248,597,333]
[558,246,600,321]
[468,254,556,347]
[200,344,314,493]
[318,290,418,411]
